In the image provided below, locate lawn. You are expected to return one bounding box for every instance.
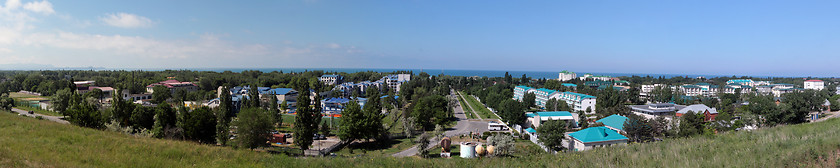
[459,92,500,120]
[456,94,477,119]
[332,138,415,157]
[4,109,840,167]
[13,105,62,116]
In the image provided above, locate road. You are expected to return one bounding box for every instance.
[11,107,70,124]
[815,110,840,122]
[392,90,489,157]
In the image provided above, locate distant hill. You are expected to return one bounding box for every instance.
[1,111,838,167]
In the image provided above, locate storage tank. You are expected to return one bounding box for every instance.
[460,142,477,158]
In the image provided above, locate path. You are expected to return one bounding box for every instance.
[392,89,489,157]
[815,110,840,122]
[11,107,70,124]
[457,92,482,120]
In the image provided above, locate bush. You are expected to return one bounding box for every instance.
[35,116,44,120]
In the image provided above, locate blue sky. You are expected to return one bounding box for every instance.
[1,0,840,77]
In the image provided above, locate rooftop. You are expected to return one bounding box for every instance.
[676,104,719,115]
[805,80,824,82]
[569,126,628,143]
[596,114,629,131]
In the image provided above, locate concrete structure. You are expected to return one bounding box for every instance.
[595,114,629,132]
[629,103,686,116]
[319,74,343,85]
[676,104,718,121]
[526,111,578,128]
[726,79,755,87]
[534,88,557,107]
[579,74,613,81]
[460,142,477,158]
[382,74,411,92]
[568,126,628,151]
[121,90,152,102]
[804,79,825,90]
[558,71,576,81]
[640,84,667,99]
[146,80,198,94]
[773,88,803,97]
[513,85,535,101]
[320,97,367,115]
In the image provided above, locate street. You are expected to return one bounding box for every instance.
[10,107,70,124]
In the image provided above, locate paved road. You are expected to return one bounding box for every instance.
[457,92,483,120]
[392,90,489,157]
[815,110,840,122]
[11,107,70,124]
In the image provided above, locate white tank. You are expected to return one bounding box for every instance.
[460,142,477,158]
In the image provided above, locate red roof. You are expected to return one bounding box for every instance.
[806,80,824,82]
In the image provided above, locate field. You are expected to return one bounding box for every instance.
[459,92,500,120]
[3,110,840,167]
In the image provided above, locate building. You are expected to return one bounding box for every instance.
[146,80,198,94]
[568,126,628,151]
[773,88,804,97]
[551,91,597,113]
[526,111,578,128]
[513,85,535,101]
[804,80,825,90]
[319,74,343,85]
[382,74,411,92]
[260,88,299,104]
[579,74,613,81]
[584,80,613,88]
[321,97,367,115]
[629,103,686,116]
[723,84,752,94]
[595,114,629,132]
[561,83,577,88]
[533,88,557,107]
[676,104,718,121]
[726,79,755,87]
[558,71,577,81]
[121,90,152,102]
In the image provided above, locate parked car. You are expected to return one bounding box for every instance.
[28,111,34,114]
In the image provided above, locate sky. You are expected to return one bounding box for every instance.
[1,0,840,77]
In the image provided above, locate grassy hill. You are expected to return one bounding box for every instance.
[2,111,839,167]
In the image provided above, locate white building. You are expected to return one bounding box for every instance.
[804,80,825,90]
[319,74,343,85]
[640,84,666,99]
[726,79,755,87]
[550,91,597,113]
[558,71,577,81]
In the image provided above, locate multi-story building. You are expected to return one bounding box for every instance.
[640,84,667,99]
[146,80,198,94]
[534,88,557,107]
[513,85,535,101]
[513,86,597,113]
[726,79,755,87]
[558,71,577,81]
[382,74,411,92]
[723,84,752,94]
[319,74,343,85]
[773,88,803,97]
[804,79,825,90]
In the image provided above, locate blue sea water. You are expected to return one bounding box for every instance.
[191,68,740,79]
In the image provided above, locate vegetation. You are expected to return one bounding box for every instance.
[537,119,566,152]
[293,88,317,151]
[498,99,525,125]
[232,108,275,149]
[461,93,499,119]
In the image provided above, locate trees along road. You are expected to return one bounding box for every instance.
[392,90,489,157]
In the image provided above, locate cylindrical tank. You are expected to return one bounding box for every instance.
[460,142,477,158]
[475,144,486,156]
[487,145,496,156]
[441,137,451,153]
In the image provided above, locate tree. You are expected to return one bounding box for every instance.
[130,106,156,129]
[338,100,364,141]
[522,92,536,109]
[111,89,136,125]
[623,114,654,143]
[520,74,528,84]
[152,85,171,104]
[51,88,73,114]
[499,99,526,125]
[678,111,703,137]
[596,86,627,116]
[486,133,515,157]
[247,84,261,108]
[152,103,176,138]
[66,97,104,129]
[650,86,672,103]
[545,98,557,111]
[411,95,449,130]
[0,93,14,111]
[269,92,280,126]
[320,121,331,136]
[233,108,275,149]
[415,133,431,158]
[537,119,567,152]
[181,107,217,143]
[294,88,316,151]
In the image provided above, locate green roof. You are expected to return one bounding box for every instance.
[569,126,628,143]
[596,114,628,131]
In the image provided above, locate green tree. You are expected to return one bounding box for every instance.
[130,106,155,129]
[411,95,449,130]
[337,100,364,141]
[50,88,73,114]
[293,88,316,151]
[623,114,654,143]
[152,85,171,104]
[111,89,136,125]
[269,92,280,126]
[522,92,536,109]
[545,98,557,111]
[152,103,176,138]
[678,111,703,137]
[247,84,261,109]
[233,108,275,149]
[486,133,515,157]
[415,133,431,158]
[537,119,567,152]
[66,97,104,129]
[182,107,217,144]
[320,121,331,136]
[499,99,526,125]
[0,93,14,111]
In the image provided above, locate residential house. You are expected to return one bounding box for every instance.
[146,80,198,94]
[568,126,629,151]
[629,103,686,117]
[595,114,628,133]
[526,111,578,128]
[676,104,718,122]
[804,80,825,90]
[319,74,343,85]
[558,71,576,81]
[513,85,535,101]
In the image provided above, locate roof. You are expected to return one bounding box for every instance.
[561,83,577,87]
[562,92,596,99]
[515,85,532,90]
[320,74,341,78]
[682,85,701,89]
[676,104,719,115]
[569,126,628,143]
[535,111,572,117]
[595,114,629,131]
[525,128,537,133]
[805,80,824,82]
[261,88,296,95]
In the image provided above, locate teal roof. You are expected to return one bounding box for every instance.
[525,128,537,133]
[536,88,557,94]
[562,83,577,87]
[563,92,596,99]
[696,83,711,86]
[526,113,536,118]
[569,127,628,143]
[596,114,628,131]
[560,70,574,74]
[515,85,532,90]
[536,111,572,117]
[682,85,701,88]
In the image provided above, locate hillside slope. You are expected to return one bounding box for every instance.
[2,111,839,167]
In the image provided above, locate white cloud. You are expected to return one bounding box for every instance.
[0,47,11,53]
[100,13,153,28]
[326,43,340,49]
[4,0,21,10]
[23,0,53,15]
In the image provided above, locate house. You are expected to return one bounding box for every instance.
[319,74,343,85]
[804,80,825,90]
[526,111,578,128]
[568,126,629,151]
[146,80,198,94]
[629,103,686,117]
[676,104,718,121]
[121,90,152,102]
[558,71,576,81]
[595,114,629,132]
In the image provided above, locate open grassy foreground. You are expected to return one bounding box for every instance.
[2,111,840,167]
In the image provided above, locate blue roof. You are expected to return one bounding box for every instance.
[596,114,629,131]
[321,74,340,78]
[525,128,537,133]
[569,126,628,143]
[515,85,532,90]
[562,83,577,87]
[563,92,596,99]
[323,97,351,104]
[261,88,296,95]
[535,111,572,117]
[536,88,556,94]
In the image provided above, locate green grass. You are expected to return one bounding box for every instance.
[460,92,500,120]
[7,92,49,99]
[13,106,62,116]
[456,94,477,119]
[332,138,415,157]
[4,109,840,167]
